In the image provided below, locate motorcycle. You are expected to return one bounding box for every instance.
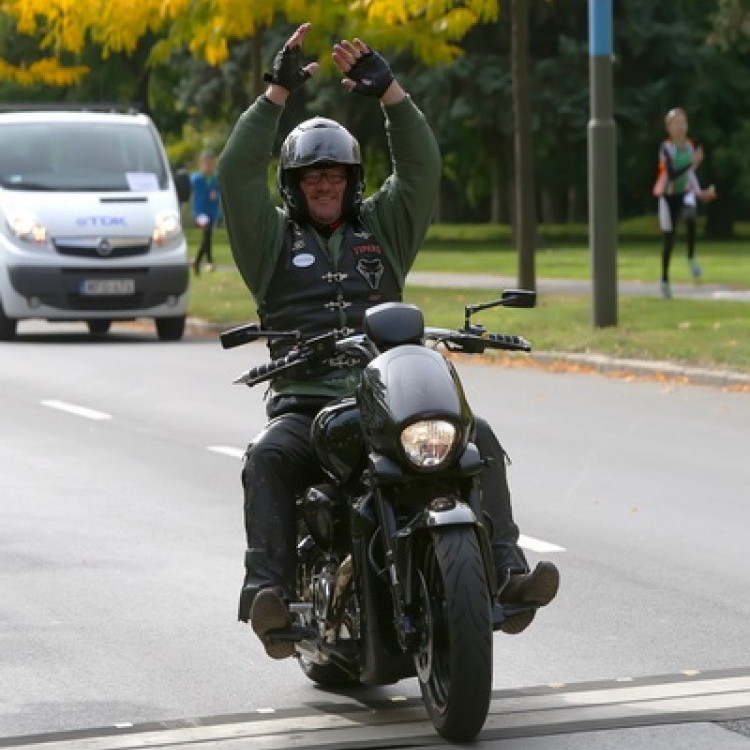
[220,289,536,742]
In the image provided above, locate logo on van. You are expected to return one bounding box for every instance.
[75,216,127,228]
[97,239,113,257]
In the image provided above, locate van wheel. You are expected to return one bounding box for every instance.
[155,315,185,341]
[0,302,17,341]
[87,320,112,336]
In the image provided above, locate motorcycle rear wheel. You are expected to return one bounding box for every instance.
[414,527,492,742]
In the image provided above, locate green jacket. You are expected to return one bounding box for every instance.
[217,93,441,398]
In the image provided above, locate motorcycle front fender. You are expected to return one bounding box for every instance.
[398,499,478,534]
[394,500,497,596]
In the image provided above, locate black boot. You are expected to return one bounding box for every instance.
[497,561,560,634]
[249,587,295,660]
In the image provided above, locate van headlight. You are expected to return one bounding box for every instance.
[152,210,182,247]
[400,420,458,470]
[7,212,48,244]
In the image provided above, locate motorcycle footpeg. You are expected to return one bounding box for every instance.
[492,602,537,632]
[265,624,317,643]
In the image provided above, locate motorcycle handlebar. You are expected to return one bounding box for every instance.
[482,332,532,352]
[425,328,531,353]
[230,327,530,388]
[233,349,304,386]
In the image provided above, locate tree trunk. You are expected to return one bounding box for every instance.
[540,189,555,225]
[251,26,265,98]
[511,0,537,290]
[490,156,503,224]
[567,185,579,224]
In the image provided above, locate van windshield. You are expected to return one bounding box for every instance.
[0,121,169,192]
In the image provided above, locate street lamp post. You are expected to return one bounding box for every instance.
[588,0,618,327]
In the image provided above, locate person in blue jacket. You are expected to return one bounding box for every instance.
[190,149,221,274]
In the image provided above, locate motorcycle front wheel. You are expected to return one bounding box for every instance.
[414,527,493,742]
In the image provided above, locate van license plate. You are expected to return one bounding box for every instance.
[79,279,135,295]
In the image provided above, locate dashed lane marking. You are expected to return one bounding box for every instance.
[207,447,567,554]
[41,400,112,421]
[207,445,245,459]
[519,534,566,553]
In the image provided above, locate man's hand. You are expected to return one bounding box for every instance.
[332,38,402,102]
[263,23,319,104]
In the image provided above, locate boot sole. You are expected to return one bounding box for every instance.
[250,590,295,660]
[524,562,560,607]
[499,562,560,635]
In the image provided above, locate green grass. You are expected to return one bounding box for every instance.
[186,222,750,374]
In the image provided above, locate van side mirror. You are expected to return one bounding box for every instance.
[173,168,191,203]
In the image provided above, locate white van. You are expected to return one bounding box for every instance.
[0,106,190,341]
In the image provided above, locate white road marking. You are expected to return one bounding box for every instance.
[207,445,245,459]
[519,533,566,553]
[41,400,112,421]
[208,447,567,553]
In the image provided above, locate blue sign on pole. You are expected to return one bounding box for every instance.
[589,0,613,56]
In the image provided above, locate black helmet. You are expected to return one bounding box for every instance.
[278,117,365,223]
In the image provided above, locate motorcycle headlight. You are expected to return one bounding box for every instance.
[400,420,458,470]
[7,212,48,244]
[152,210,182,247]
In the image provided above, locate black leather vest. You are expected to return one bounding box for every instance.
[260,221,402,359]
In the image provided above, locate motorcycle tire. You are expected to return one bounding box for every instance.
[414,527,492,742]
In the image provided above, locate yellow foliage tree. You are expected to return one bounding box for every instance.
[0,0,498,87]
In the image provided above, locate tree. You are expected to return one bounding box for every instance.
[710,0,750,51]
[0,0,498,93]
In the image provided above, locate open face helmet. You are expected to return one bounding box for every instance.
[278,117,365,223]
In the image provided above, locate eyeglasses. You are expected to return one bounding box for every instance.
[299,169,347,186]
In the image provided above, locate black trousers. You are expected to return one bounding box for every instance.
[195,223,214,266]
[239,400,528,620]
[661,193,696,282]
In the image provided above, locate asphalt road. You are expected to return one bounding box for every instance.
[1,322,749,748]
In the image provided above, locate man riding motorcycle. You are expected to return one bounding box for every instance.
[217,22,559,660]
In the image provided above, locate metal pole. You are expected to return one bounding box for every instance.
[588,0,618,327]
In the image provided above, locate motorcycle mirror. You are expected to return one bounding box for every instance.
[464,289,537,327]
[501,289,537,308]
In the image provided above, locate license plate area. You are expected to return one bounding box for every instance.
[79,278,136,296]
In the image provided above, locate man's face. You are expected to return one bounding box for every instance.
[299,166,348,225]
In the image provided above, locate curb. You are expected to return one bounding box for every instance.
[189,318,750,391]
[530,351,750,390]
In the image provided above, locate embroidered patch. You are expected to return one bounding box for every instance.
[356,257,385,290]
[292,253,316,268]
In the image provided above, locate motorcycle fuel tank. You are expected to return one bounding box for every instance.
[311,398,365,483]
[359,345,473,455]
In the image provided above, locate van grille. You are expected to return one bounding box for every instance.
[54,237,151,258]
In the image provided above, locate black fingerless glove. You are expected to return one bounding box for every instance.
[263,44,311,93]
[346,50,394,98]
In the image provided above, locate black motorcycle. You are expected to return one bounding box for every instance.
[221,289,536,742]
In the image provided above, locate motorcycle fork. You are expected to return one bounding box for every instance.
[371,485,421,652]
[372,477,497,653]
